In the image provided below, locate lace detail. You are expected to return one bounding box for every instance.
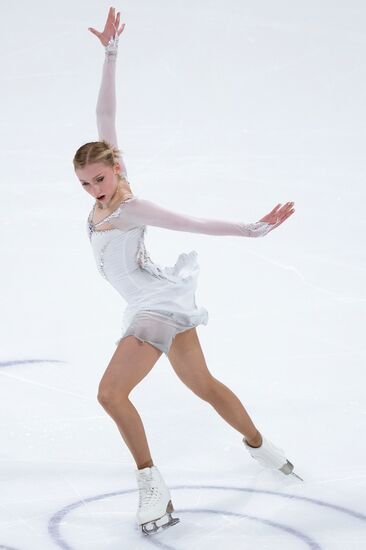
[105,35,119,57]
[136,226,178,283]
[87,196,138,239]
[242,221,272,237]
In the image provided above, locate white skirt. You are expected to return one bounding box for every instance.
[115,249,209,354]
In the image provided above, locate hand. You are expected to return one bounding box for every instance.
[88,6,125,47]
[257,201,295,230]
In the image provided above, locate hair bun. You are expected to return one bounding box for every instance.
[73,140,124,170]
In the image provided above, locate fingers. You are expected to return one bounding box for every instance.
[270,203,282,215]
[88,27,101,38]
[89,7,125,45]
[272,201,294,213]
[109,8,126,37]
[106,6,114,31]
[116,11,126,35]
[89,6,113,37]
[277,202,294,214]
[263,201,294,229]
[273,203,295,228]
[104,6,114,31]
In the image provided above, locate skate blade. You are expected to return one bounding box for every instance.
[142,513,180,535]
[280,460,304,481]
[141,500,180,536]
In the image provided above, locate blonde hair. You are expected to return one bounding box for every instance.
[73,140,124,174]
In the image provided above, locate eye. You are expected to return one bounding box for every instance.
[97,177,104,182]
[82,182,89,186]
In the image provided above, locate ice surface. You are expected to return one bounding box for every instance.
[1,0,365,548]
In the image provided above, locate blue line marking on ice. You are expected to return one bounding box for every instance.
[48,484,366,549]
[0,359,66,368]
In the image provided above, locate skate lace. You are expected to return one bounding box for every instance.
[138,478,161,508]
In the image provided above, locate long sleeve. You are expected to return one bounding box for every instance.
[117,197,272,237]
[96,52,127,178]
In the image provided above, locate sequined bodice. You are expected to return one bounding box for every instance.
[87,197,136,239]
[87,206,180,302]
[89,226,145,295]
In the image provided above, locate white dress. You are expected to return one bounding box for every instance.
[87,195,271,354]
[85,46,272,355]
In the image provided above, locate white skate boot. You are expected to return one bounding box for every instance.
[135,465,180,535]
[243,433,303,481]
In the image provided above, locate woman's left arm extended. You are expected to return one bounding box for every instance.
[121,198,295,237]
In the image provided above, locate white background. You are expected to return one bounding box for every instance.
[0,1,365,548]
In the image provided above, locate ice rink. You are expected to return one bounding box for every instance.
[1,0,365,548]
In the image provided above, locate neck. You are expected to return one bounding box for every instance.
[96,180,133,210]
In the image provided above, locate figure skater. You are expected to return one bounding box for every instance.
[73,6,300,536]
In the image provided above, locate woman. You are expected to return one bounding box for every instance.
[73,7,299,536]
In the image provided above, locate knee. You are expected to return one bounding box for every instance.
[97,386,114,410]
[97,383,128,411]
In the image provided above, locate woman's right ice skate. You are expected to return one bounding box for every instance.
[243,433,304,481]
[135,465,180,535]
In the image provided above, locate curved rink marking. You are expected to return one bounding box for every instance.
[3,359,364,548]
[0,359,65,368]
[48,484,366,549]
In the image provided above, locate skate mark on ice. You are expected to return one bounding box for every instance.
[245,249,356,303]
[0,358,89,400]
[178,485,366,522]
[144,508,321,549]
[0,359,65,368]
[0,545,22,550]
[48,484,366,549]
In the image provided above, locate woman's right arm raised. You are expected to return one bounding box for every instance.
[88,7,127,176]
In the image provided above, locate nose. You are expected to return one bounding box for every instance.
[91,183,102,197]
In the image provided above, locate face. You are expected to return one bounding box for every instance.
[76,161,121,207]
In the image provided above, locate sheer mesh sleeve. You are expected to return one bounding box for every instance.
[113,197,272,237]
[96,52,127,178]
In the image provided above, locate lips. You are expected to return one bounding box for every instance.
[97,195,106,200]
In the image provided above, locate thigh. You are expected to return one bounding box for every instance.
[99,335,162,396]
[167,327,215,395]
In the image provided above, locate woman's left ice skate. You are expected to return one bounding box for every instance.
[135,466,180,535]
[243,433,304,481]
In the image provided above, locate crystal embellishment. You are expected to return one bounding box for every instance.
[88,221,93,241]
[98,242,109,279]
[105,34,119,57]
[135,226,178,284]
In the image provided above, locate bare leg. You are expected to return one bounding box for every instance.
[168,328,262,446]
[206,377,263,447]
[97,336,163,469]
